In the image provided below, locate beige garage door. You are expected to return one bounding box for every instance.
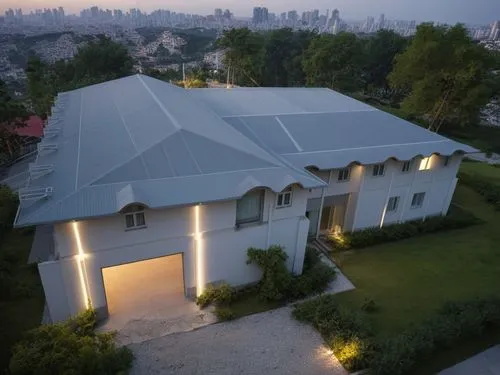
[102,254,185,319]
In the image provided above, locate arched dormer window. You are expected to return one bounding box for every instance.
[122,204,147,230]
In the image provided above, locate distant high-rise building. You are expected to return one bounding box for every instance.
[223,9,232,20]
[90,6,99,18]
[378,13,385,29]
[288,10,298,24]
[331,9,339,22]
[252,7,268,24]
[490,21,499,40]
[214,8,223,20]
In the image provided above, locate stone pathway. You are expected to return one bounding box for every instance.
[129,306,348,375]
[439,345,500,375]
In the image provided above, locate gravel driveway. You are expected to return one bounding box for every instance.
[129,306,347,375]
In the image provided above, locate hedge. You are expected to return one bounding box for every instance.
[9,309,134,375]
[458,172,500,210]
[328,205,481,251]
[292,295,500,374]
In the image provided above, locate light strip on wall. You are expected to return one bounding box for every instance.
[72,221,91,309]
[194,205,205,296]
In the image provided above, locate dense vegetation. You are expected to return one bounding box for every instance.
[293,294,500,374]
[9,309,133,375]
[0,80,28,162]
[196,246,336,320]
[327,205,481,251]
[26,36,134,118]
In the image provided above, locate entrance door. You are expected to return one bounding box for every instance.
[320,206,333,231]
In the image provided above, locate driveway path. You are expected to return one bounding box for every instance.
[129,306,347,375]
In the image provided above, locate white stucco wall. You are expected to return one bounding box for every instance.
[306,154,462,231]
[41,185,310,322]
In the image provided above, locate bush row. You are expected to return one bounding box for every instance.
[196,246,336,320]
[459,172,500,210]
[9,309,134,375]
[292,295,500,374]
[0,184,18,245]
[328,206,480,251]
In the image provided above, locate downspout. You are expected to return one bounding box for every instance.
[380,172,395,228]
[351,166,366,231]
[315,170,332,239]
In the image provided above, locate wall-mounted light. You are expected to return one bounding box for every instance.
[72,221,91,309]
[194,204,205,296]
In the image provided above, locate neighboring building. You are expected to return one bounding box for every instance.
[14,75,476,323]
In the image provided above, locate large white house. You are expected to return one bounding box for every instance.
[15,75,476,323]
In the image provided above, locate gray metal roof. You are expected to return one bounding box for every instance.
[15,75,323,227]
[191,88,477,169]
[15,77,477,227]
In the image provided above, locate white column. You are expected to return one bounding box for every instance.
[380,172,395,228]
[266,200,274,247]
[351,166,366,231]
[315,170,333,239]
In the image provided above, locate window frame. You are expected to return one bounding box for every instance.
[123,204,147,230]
[236,189,265,226]
[386,196,400,213]
[276,187,293,209]
[411,192,426,209]
[337,167,351,182]
[401,161,411,173]
[372,163,385,177]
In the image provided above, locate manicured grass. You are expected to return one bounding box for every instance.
[0,229,44,372]
[331,184,500,372]
[461,161,500,183]
[228,294,283,319]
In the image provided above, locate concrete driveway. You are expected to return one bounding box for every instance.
[129,306,347,375]
[439,345,500,375]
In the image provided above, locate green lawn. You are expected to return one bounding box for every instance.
[461,161,500,182]
[0,229,44,372]
[331,183,500,372]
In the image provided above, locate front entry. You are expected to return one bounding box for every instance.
[307,194,350,237]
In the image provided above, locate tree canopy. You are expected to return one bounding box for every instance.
[389,23,497,131]
[0,80,28,160]
[26,36,134,118]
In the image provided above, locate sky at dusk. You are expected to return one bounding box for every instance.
[0,0,497,25]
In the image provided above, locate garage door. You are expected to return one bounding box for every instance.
[102,254,185,319]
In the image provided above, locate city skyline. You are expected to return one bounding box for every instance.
[1,0,498,25]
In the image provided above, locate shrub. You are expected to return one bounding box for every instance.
[369,297,500,375]
[293,295,374,372]
[0,184,18,245]
[247,246,292,301]
[196,282,233,308]
[9,309,134,375]
[328,206,481,250]
[289,252,336,300]
[459,172,500,210]
[214,306,236,321]
[361,298,378,313]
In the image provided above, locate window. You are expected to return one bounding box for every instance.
[123,204,146,229]
[419,157,432,171]
[276,187,292,208]
[411,192,426,209]
[236,189,264,225]
[337,168,350,182]
[386,196,400,212]
[402,161,411,173]
[372,163,385,177]
[443,156,451,167]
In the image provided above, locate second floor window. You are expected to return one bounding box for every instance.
[236,189,264,226]
[402,161,411,173]
[123,204,146,229]
[337,168,350,182]
[372,163,385,177]
[276,187,292,208]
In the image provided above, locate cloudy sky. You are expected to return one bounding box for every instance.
[1,0,497,24]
